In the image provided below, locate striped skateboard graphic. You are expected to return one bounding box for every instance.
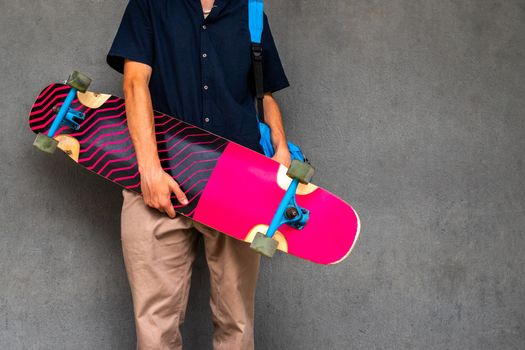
[29,82,360,264]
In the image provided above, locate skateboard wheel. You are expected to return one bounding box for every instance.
[33,133,59,154]
[66,71,92,93]
[250,232,279,258]
[286,159,315,184]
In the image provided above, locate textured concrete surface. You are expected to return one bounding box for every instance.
[1,0,524,349]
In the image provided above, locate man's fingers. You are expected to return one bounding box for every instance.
[163,199,176,218]
[169,178,188,206]
[141,173,187,218]
[153,200,163,212]
[143,195,168,215]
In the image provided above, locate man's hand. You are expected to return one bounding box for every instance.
[272,147,291,167]
[140,166,188,218]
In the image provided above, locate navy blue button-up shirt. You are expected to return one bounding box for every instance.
[107,0,289,151]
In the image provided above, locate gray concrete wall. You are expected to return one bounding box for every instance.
[1,0,524,348]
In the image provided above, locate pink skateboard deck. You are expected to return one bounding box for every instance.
[29,83,360,264]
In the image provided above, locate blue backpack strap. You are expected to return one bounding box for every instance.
[248,0,264,44]
[248,0,307,162]
[248,0,265,120]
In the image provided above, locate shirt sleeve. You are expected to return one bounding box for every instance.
[106,0,153,74]
[261,14,290,93]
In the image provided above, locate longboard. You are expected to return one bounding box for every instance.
[29,82,360,264]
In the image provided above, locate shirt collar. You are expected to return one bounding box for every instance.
[203,0,231,21]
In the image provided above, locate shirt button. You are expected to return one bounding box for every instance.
[204,117,210,123]
[202,24,207,30]
[203,85,209,90]
[202,53,207,58]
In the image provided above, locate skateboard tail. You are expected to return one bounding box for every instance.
[193,142,360,265]
[330,206,361,264]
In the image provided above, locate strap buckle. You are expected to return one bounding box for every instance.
[251,44,263,61]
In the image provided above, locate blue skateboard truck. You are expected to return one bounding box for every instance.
[33,71,92,154]
[250,159,315,258]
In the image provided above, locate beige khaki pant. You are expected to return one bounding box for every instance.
[121,190,261,350]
